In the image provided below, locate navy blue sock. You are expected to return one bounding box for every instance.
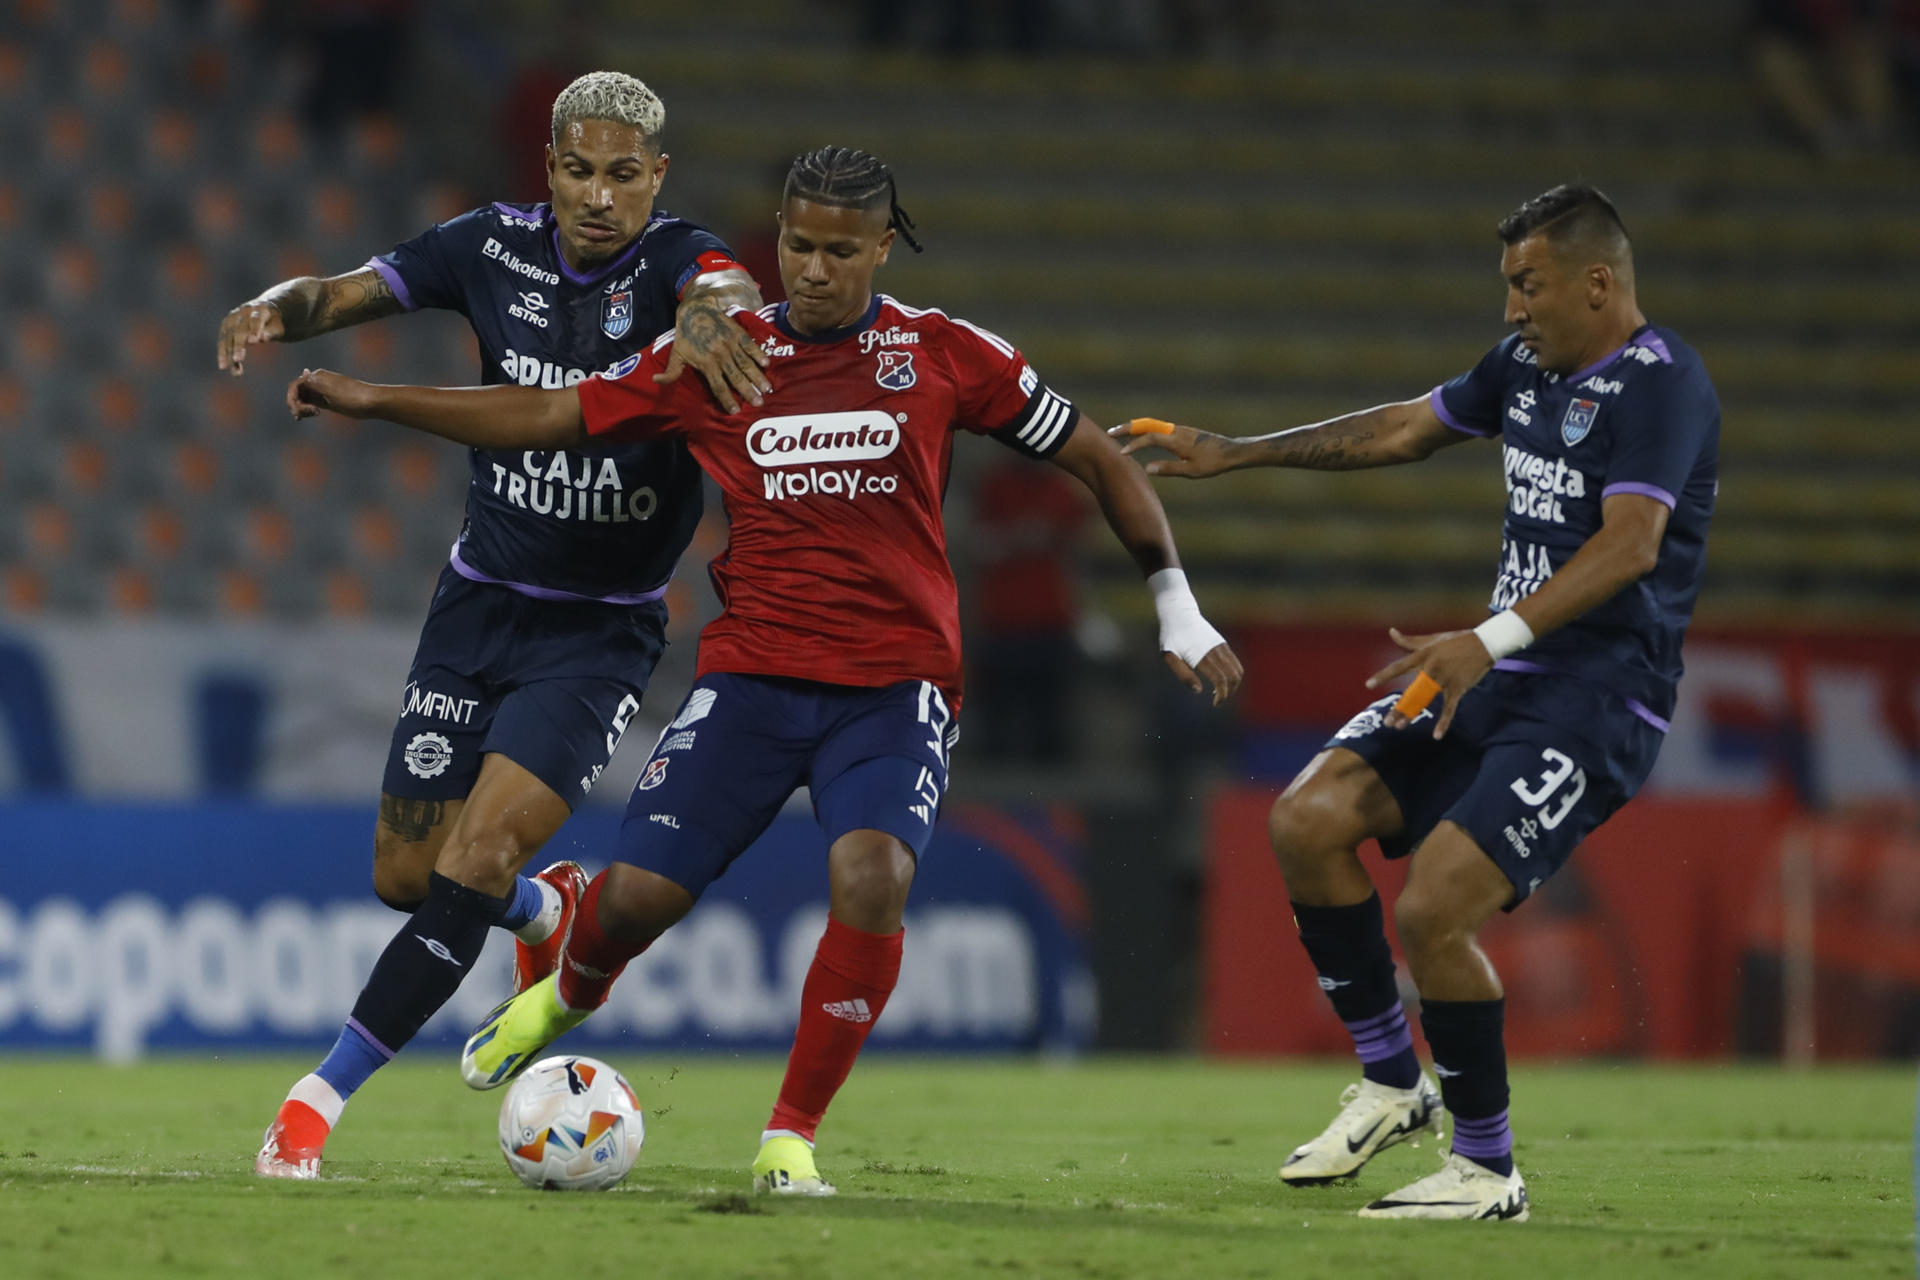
[1419,997,1513,1175]
[499,874,544,933]
[314,1019,392,1101]
[345,872,510,1060]
[1292,895,1420,1089]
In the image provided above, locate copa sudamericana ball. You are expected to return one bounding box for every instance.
[498,1055,644,1190]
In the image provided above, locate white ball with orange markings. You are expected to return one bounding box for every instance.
[498,1055,644,1190]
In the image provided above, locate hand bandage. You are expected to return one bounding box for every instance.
[1472,608,1535,661]
[1148,569,1226,668]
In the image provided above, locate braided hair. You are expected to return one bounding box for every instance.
[783,146,923,253]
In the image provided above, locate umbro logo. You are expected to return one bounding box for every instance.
[1316,976,1352,991]
[1434,1063,1461,1078]
[415,935,462,967]
[822,999,873,1023]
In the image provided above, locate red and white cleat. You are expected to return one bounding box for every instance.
[513,860,589,994]
[255,1099,329,1180]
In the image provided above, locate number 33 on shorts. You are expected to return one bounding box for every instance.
[1508,748,1587,831]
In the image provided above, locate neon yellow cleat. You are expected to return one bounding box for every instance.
[459,974,589,1091]
[751,1134,837,1197]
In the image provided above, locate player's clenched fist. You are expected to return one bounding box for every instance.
[287,368,376,420]
[217,299,285,376]
[1108,417,1241,479]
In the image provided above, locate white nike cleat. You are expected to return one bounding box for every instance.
[1357,1152,1530,1221]
[1279,1074,1443,1184]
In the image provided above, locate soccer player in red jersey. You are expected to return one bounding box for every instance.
[286,146,1243,1195]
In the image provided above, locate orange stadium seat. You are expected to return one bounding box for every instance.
[85,181,136,239]
[386,443,442,500]
[350,114,404,172]
[216,568,264,617]
[171,441,220,498]
[280,440,332,499]
[185,44,229,98]
[272,246,322,283]
[3,564,47,613]
[60,440,108,496]
[122,314,172,374]
[13,313,60,366]
[351,325,396,375]
[250,112,304,173]
[45,245,99,306]
[42,107,87,161]
[24,501,75,561]
[241,508,294,566]
[133,505,186,564]
[204,381,252,436]
[309,181,362,241]
[93,378,143,434]
[192,183,243,240]
[143,110,197,172]
[0,375,24,427]
[324,569,371,618]
[0,44,25,97]
[107,566,155,614]
[0,182,18,232]
[112,0,163,31]
[159,244,211,302]
[351,508,401,565]
[81,42,131,99]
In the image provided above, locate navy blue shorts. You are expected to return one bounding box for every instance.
[381,565,668,809]
[615,672,958,899]
[1326,670,1664,906]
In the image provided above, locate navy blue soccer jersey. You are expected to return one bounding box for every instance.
[368,202,743,601]
[1430,324,1719,726]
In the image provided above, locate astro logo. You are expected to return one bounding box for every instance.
[746,411,900,467]
[509,290,551,329]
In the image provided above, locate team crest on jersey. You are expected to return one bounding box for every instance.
[874,350,917,391]
[636,757,669,791]
[1561,398,1599,446]
[602,290,634,340]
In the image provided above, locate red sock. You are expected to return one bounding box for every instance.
[555,871,648,1010]
[766,915,904,1142]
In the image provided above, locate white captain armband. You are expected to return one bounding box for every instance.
[992,385,1077,460]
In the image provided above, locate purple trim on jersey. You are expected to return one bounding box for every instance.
[1493,658,1672,732]
[1429,385,1491,437]
[1344,1005,1416,1064]
[491,201,544,225]
[1602,480,1676,510]
[364,256,416,312]
[1450,1110,1512,1161]
[448,544,671,605]
[345,1017,397,1060]
[1567,324,1669,384]
[550,221,649,288]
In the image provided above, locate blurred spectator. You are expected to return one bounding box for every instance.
[1750,0,1900,154]
[966,457,1088,763]
[288,1,417,148]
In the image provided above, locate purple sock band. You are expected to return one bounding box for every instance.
[1345,1005,1414,1064]
[1449,1110,1512,1161]
[346,1017,398,1061]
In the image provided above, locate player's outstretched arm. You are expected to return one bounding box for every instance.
[217,267,404,376]
[1048,414,1244,706]
[653,270,771,414]
[286,369,587,451]
[1368,492,1671,738]
[1108,395,1467,477]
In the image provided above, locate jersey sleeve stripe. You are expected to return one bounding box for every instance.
[1602,480,1677,510]
[364,256,416,312]
[951,316,1017,359]
[1429,385,1489,437]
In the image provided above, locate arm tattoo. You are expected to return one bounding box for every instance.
[270,268,402,341]
[674,297,733,360]
[1246,414,1391,471]
[379,795,446,843]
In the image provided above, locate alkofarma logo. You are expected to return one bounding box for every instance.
[746,411,900,468]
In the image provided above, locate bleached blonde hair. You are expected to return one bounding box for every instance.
[551,71,665,149]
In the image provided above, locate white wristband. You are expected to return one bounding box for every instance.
[1473,609,1535,661]
[1148,568,1226,667]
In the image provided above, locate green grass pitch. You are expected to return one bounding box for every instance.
[0,1056,1910,1278]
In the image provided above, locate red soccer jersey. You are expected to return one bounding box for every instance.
[574,295,1079,705]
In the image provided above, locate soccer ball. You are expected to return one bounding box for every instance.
[497,1055,644,1190]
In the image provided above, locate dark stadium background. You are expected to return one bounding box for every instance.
[1,0,1916,1068]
